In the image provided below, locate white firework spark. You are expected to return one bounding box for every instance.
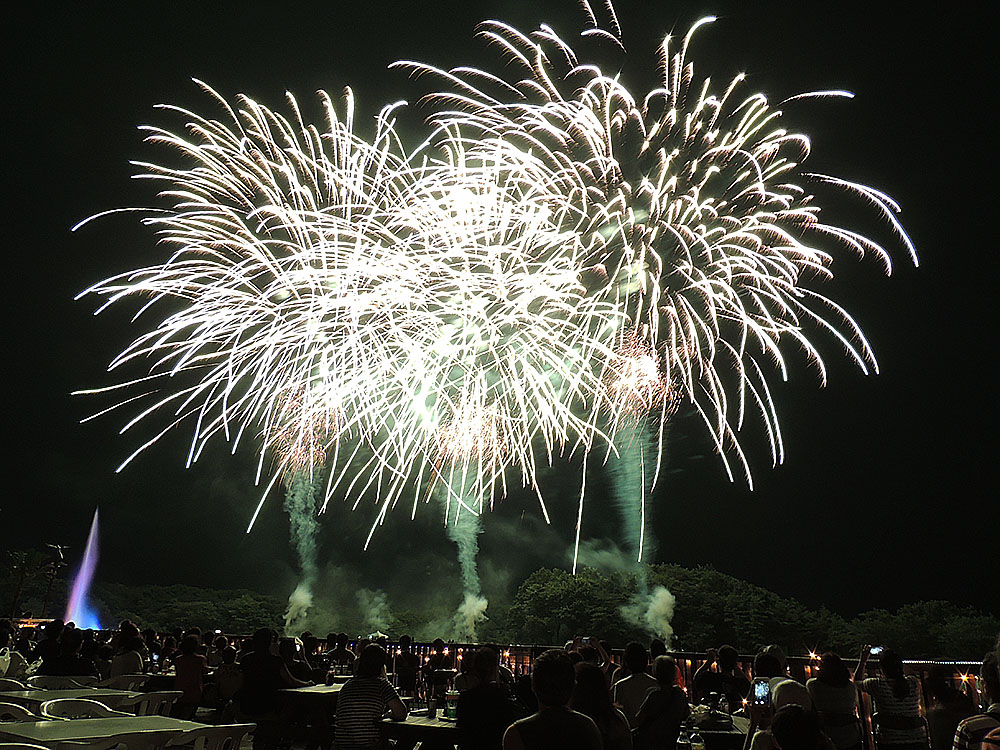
[401,6,914,560]
[77,4,914,561]
[76,82,624,540]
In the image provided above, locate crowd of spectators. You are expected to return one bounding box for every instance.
[2,617,998,750]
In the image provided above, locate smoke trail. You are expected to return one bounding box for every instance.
[609,420,677,645]
[437,475,489,640]
[283,472,320,632]
[608,420,658,565]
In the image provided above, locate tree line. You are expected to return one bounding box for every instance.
[3,550,995,659]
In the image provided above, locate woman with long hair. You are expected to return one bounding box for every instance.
[854,646,927,750]
[570,661,632,750]
[808,652,862,750]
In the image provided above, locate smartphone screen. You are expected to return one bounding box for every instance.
[752,678,771,706]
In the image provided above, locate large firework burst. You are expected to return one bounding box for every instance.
[77,3,913,555]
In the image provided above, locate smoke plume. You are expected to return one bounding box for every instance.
[439,477,489,640]
[283,472,320,631]
[357,588,393,635]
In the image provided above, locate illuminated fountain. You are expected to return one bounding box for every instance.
[64,508,102,630]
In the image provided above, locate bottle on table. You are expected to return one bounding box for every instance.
[445,689,459,719]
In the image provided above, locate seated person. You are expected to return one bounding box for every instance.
[0,628,29,680]
[240,628,311,750]
[334,644,407,750]
[326,633,356,675]
[392,635,420,696]
[173,634,210,719]
[502,649,601,750]
[807,652,862,750]
[925,663,975,750]
[458,647,519,750]
[634,655,691,750]
[613,641,658,728]
[215,646,244,707]
[693,646,750,709]
[951,652,1000,750]
[279,637,314,682]
[570,661,632,750]
[423,637,455,699]
[771,704,834,750]
[111,635,146,676]
[38,627,99,678]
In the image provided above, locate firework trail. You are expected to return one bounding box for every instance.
[607,421,656,567]
[76,3,914,573]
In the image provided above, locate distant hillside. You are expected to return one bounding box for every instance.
[5,554,995,658]
[503,564,997,659]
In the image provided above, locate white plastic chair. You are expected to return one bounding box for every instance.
[0,701,41,721]
[95,674,148,691]
[55,731,177,750]
[165,723,256,750]
[26,675,98,689]
[0,678,27,691]
[39,698,131,719]
[118,691,183,716]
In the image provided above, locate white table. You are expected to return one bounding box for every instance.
[0,688,141,712]
[0,716,206,745]
[279,683,342,710]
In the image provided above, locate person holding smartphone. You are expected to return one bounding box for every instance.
[853,645,927,750]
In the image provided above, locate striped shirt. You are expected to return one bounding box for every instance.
[861,676,925,745]
[334,676,400,750]
[952,705,1000,750]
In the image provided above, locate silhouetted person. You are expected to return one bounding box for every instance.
[634,655,690,750]
[32,618,64,667]
[502,649,601,750]
[393,635,420,696]
[39,627,98,678]
[173,634,210,719]
[771,704,829,750]
[694,646,750,709]
[570,661,632,750]
[424,637,455,699]
[327,632,355,674]
[924,663,975,750]
[240,628,310,750]
[458,647,519,750]
[952,652,1000,750]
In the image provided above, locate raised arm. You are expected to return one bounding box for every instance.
[693,649,718,681]
[853,646,871,685]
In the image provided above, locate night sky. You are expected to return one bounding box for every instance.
[4,2,994,623]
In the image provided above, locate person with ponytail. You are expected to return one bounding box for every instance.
[854,646,927,750]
